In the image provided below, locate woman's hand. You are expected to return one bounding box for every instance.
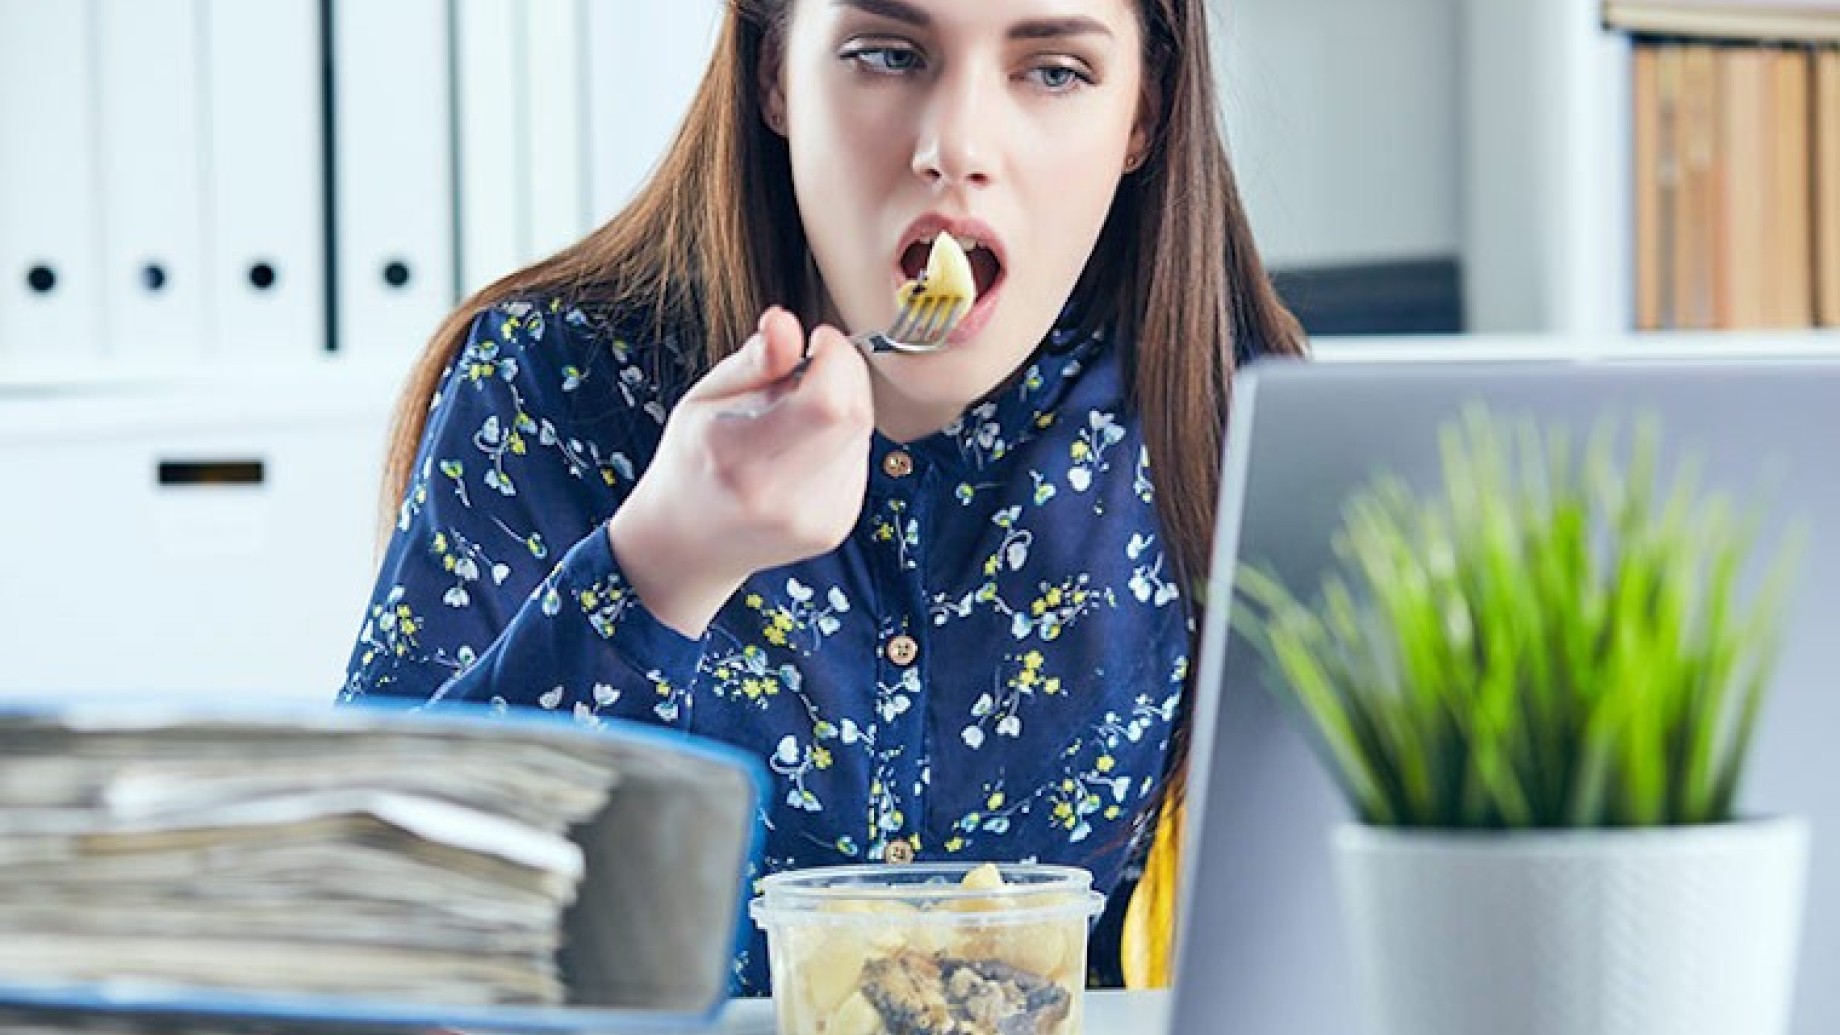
[607,307,874,637]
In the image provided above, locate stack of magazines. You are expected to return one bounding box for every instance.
[0,702,763,1033]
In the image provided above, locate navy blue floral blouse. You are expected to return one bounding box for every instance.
[341,298,1193,993]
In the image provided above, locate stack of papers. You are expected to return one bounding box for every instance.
[0,702,764,1031]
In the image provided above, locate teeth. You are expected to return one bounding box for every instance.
[913,232,986,254]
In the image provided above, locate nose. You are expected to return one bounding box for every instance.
[910,68,994,189]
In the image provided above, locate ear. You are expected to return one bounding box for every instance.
[758,31,789,137]
[1126,72,1161,171]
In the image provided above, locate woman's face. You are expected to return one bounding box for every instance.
[770,0,1149,441]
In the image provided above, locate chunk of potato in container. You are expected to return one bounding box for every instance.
[751,862,1106,1035]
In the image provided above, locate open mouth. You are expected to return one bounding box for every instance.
[899,234,1004,299]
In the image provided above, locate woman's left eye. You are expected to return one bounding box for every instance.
[1025,63,1093,92]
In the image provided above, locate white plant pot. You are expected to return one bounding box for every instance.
[1332,816,1810,1035]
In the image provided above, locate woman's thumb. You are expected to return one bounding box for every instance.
[687,308,805,401]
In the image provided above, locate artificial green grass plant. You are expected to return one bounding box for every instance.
[1233,406,1803,829]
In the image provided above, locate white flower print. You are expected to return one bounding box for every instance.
[1126,535,1182,608]
[1067,410,1126,494]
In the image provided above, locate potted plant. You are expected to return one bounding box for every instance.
[1233,405,1811,1035]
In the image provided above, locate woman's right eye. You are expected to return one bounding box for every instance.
[843,45,925,75]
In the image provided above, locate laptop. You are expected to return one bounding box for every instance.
[1169,348,1840,1034]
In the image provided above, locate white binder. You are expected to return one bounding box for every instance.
[524,0,589,260]
[455,0,523,296]
[204,0,327,359]
[0,0,102,371]
[332,0,456,358]
[97,0,208,363]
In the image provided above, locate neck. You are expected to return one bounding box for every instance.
[869,369,965,444]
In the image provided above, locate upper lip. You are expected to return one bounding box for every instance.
[894,213,1008,285]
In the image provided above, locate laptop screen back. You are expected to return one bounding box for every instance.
[1172,356,1840,1034]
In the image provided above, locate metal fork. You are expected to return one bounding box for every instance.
[851,277,971,354]
[720,280,971,419]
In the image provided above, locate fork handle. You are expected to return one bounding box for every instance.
[774,332,889,389]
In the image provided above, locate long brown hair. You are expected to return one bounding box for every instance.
[381,0,1305,802]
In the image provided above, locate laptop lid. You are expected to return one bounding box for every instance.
[1170,352,1840,1034]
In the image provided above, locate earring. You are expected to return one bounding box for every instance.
[766,108,786,134]
[1124,152,1145,173]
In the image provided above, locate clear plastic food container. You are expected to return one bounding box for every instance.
[749,862,1106,1035]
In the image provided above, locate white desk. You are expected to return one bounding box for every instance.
[708,989,1171,1033]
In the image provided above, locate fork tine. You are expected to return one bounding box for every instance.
[911,297,945,342]
[916,298,951,343]
[890,299,924,342]
[923,298,969,343]
[875,292,969,349]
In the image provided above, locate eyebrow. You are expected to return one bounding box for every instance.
[835,0,1116,41]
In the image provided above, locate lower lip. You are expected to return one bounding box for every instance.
[946,280,1002,345]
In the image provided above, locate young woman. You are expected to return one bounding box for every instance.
[342,0,1304,992]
